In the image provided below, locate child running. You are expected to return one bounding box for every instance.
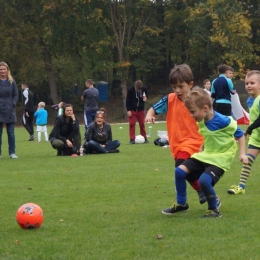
[228,70,260,195]
[162,87,248,218]
[146,64,211,205]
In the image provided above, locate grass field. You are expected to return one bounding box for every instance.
[1,123,260,260]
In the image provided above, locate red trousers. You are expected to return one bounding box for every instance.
[128,110,147,140]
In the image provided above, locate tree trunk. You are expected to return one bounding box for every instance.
[121,78,128,119]
[41,42,60,104]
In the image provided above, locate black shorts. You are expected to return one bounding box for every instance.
[181,158,224,185]
[215,103,231,116]
[248,144,260,150]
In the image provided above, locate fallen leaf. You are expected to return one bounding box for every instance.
[67,167,71,170]
[15,240,20,245]
[156,234,163,240]
[154,186,157,189]
[154,168,159,171]
[59,219,64,222]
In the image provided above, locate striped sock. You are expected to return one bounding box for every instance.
[239,154,255,189]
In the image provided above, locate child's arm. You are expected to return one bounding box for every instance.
[145,95,168,124]
[244,114,260,136]
[145,107,156,124]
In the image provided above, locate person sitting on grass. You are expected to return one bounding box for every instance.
[84,107,120,154]
[162,87,248,218]
[227,70,260,195]
[49,104,81,156]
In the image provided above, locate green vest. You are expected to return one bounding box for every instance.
[192,117,237,172]
[248,95,260,147]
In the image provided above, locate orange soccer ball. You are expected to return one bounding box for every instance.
[16,203,44,229]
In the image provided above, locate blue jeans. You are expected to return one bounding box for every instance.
[85,140,120,154]
[84,111,96,133]
[0,122,16,155]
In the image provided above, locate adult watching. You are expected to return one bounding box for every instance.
[49,104,81,156]
[84,108,120,154]
[0,61,19,159]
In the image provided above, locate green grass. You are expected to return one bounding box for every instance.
[1,123,259,259]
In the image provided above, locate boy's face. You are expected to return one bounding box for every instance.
[204,81,211,90]
[245,74,260,98]
[188,104,208,122]
[171,81,193,101]
[225,70,234,79]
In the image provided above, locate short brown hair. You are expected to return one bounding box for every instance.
[218,64,228,74]
[134,80,143,89]
[86,79,94,85]
[203,79,210,85]
[226,66,234,72]
[169,64,193,85]
[184,86,212,110]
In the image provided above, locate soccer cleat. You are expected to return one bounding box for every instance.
[198,190,207,204]
[162,203,189,215]
[128,140,135,144]
[144,139,149,144]
[10,154,18,159]
[200,209,222,218]
[28,135,35,141]
[227,185,245,195]
[216,196,221,209]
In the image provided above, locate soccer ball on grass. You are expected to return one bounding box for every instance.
[135,135,145,144]
[16,203,44,229]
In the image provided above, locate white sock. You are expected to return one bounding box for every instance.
[38,132,41,142]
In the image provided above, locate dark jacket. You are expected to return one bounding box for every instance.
[49,115,80,143]
[86,122,112,145]
[0,79,18,123]
[126,86,148,112]
[22,88,34,113]
[212,77,234,101]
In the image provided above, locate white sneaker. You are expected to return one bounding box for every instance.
[10,154,18,159]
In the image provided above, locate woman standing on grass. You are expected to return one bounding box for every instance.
[0,61,19,159]
[84,107,120,154]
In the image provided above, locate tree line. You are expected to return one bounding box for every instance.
[1,0,259,109]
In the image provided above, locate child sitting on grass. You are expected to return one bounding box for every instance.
[228,70,260,195]
[162,87,248,218]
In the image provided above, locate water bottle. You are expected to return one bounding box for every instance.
[79,146,84,156]
[148,126,152,137]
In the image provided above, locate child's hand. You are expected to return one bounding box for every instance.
[145,116,155,124]
[244,131,248,137]
[240,154,248,164]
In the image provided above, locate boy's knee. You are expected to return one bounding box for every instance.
[199,173,211,188]
[175,167,187,180]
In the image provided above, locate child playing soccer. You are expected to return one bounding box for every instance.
[34,102,48,142]
[227,70,260,195]
[146,64,211,205]
[162,87,248,218]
